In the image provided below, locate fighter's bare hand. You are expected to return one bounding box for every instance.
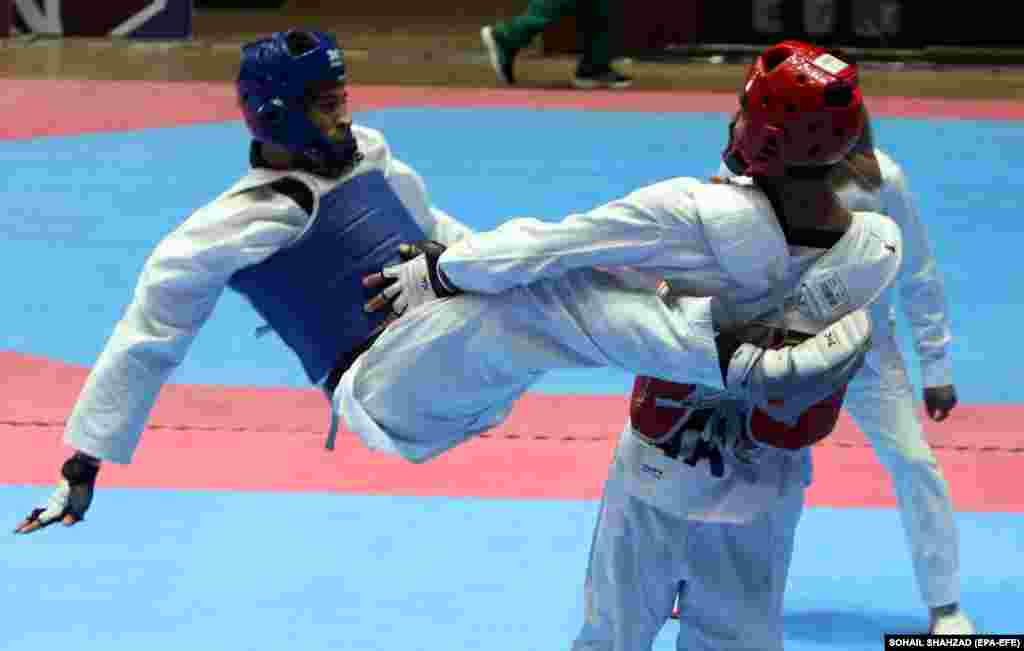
[13,452,99,535]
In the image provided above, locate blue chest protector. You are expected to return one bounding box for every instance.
[228,170,427,384]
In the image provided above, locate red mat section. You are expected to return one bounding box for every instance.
[3,352,1022,511]
[2,81,1022,140]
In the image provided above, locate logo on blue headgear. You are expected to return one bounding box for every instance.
[236,30,358,175]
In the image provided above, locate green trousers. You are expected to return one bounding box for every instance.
[494,0,614,68]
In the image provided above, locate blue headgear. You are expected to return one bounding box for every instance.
[237,30,359,175]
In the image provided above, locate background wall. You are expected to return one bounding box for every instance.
[7,0,1022,55]
[1,0,1021,97]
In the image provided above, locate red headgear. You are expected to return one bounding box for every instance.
[723,40,865,177]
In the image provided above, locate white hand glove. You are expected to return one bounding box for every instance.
[725,309,872,425]
[367,240,460,316]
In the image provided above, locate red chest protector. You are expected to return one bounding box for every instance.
[630,374,845,451]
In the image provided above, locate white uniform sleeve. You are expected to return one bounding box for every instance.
[879,156,954,387]
[64,189,309,463]
[438,178,705,294]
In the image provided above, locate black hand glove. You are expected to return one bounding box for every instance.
[924,385,957,422]
[14,452,100,534]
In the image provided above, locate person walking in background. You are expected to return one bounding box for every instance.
[481,0,632,89]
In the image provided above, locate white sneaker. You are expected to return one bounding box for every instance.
[930,609,976,635]
[480,26,516,85]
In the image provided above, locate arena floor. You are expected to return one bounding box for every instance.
[1,14,1022,650]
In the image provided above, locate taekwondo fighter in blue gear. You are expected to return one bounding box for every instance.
[14,29,474,533]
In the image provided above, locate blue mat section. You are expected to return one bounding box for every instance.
[1,109,1023,399]
[1,487,1020,650]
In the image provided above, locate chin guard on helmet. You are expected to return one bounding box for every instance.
[723,40,865,178]
[237,30,359,176]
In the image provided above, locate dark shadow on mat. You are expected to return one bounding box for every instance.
[784,610,926,644]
